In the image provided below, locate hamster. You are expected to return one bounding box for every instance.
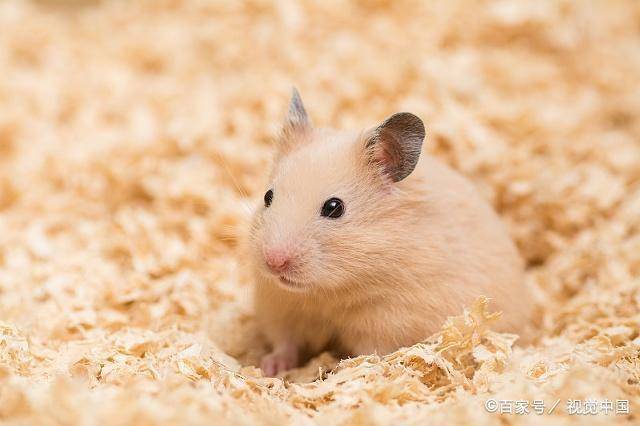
[249,89,533,377]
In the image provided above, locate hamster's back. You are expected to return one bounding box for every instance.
[396,154,533,341]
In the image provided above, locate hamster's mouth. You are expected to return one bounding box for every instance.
[277,275,307,291]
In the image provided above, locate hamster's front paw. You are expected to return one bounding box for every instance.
[260,342,298,377]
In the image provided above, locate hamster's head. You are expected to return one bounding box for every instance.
[249,89,425,293]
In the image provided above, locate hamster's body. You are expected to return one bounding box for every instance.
[250,91,532,376]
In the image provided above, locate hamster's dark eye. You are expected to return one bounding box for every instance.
[264,189,274,207]
[321,198,344,218]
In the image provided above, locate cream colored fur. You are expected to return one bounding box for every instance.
[249,125,533,374]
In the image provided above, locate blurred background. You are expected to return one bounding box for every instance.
[0,0,639,423]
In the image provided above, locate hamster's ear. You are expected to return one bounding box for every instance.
[279,88,312,157]
[285,88,311,131]
[363,112,425,182]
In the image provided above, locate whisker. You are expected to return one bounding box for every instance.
[213,151,255,216]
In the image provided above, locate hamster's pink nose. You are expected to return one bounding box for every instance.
[263,247,292,273]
